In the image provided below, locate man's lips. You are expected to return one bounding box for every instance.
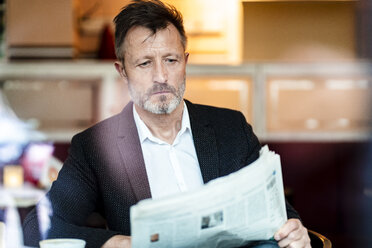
[152,91,172,95]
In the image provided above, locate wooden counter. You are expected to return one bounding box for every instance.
[1,60,371,142]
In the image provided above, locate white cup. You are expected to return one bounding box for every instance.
[39,238,86,248]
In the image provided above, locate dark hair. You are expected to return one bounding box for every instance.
[113,0,187,63]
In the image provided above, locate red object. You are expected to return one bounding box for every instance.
[97,24,116,60]
[21,143,54,186]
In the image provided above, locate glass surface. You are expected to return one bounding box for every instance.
[184,77,252,122]
[266,76,372,132]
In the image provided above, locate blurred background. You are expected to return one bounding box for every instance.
[0,0,371,247]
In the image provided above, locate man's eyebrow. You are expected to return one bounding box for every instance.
[163,53,181,59]
[133,53,182,64]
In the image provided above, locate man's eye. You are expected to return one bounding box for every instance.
[138,61,151,67]
[166,58,177,63]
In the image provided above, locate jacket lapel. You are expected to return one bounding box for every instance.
[186,100,220,183]
[115,100,219,200]
[117,102,152,201]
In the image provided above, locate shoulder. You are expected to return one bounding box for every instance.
[185,99,258,144]
[186,100,260,172]
[72,102,134,142]
[75,113,121,140]
[67,112,125,162]
[185,100,247,126]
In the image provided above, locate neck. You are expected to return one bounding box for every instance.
[135,101,185,144]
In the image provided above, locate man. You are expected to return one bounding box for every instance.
[23,1,311,247]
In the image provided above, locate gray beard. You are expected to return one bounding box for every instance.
[129,81,185,114]
[143,93,182,114]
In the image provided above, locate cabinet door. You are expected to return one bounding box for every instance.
[184,77,252,122]
[167,0,242,64]
[3,78,98,129]
[266,76,372,132]
[7,0,77,46]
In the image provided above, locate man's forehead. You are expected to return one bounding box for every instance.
[125,26,156,44]
[124,24,181,47]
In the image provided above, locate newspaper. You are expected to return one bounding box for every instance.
[131,146,287,248]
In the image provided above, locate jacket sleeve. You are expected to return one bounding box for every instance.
[285,200,301,220]
[23,135,120,248]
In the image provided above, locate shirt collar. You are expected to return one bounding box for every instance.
[133,102,191,144]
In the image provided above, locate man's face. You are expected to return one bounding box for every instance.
[117,24,188,114]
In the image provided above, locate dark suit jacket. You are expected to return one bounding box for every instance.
[23,100,299,247]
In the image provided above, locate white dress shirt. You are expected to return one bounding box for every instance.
[133,102,204,199]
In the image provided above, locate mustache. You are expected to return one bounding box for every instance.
[147,83,177,95]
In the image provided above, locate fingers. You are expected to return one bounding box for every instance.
[277,230,310,248]
[274,219,302,241]
[274,219,311,248]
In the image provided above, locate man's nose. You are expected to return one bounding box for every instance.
[153,61,167,83]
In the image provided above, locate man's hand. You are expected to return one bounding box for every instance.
[274,218,311,248]
[101,235,131,248]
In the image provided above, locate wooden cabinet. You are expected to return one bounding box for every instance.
[242,1,357,62]
[3,78,99,129]
[266,76,372,132]
[1,62,371,142]
[6,0,78,58]
[185,77,252,121]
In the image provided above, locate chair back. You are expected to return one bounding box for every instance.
[308,230,332,248]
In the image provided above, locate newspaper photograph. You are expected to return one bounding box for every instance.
[130,146,287,248]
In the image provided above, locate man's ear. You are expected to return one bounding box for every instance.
[184,52,189,64]
[114,61,127,79]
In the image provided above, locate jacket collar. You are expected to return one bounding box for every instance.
[185,100,220,183]
[117,102,152,201]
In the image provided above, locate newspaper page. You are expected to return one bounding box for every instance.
[131,146,287,248]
